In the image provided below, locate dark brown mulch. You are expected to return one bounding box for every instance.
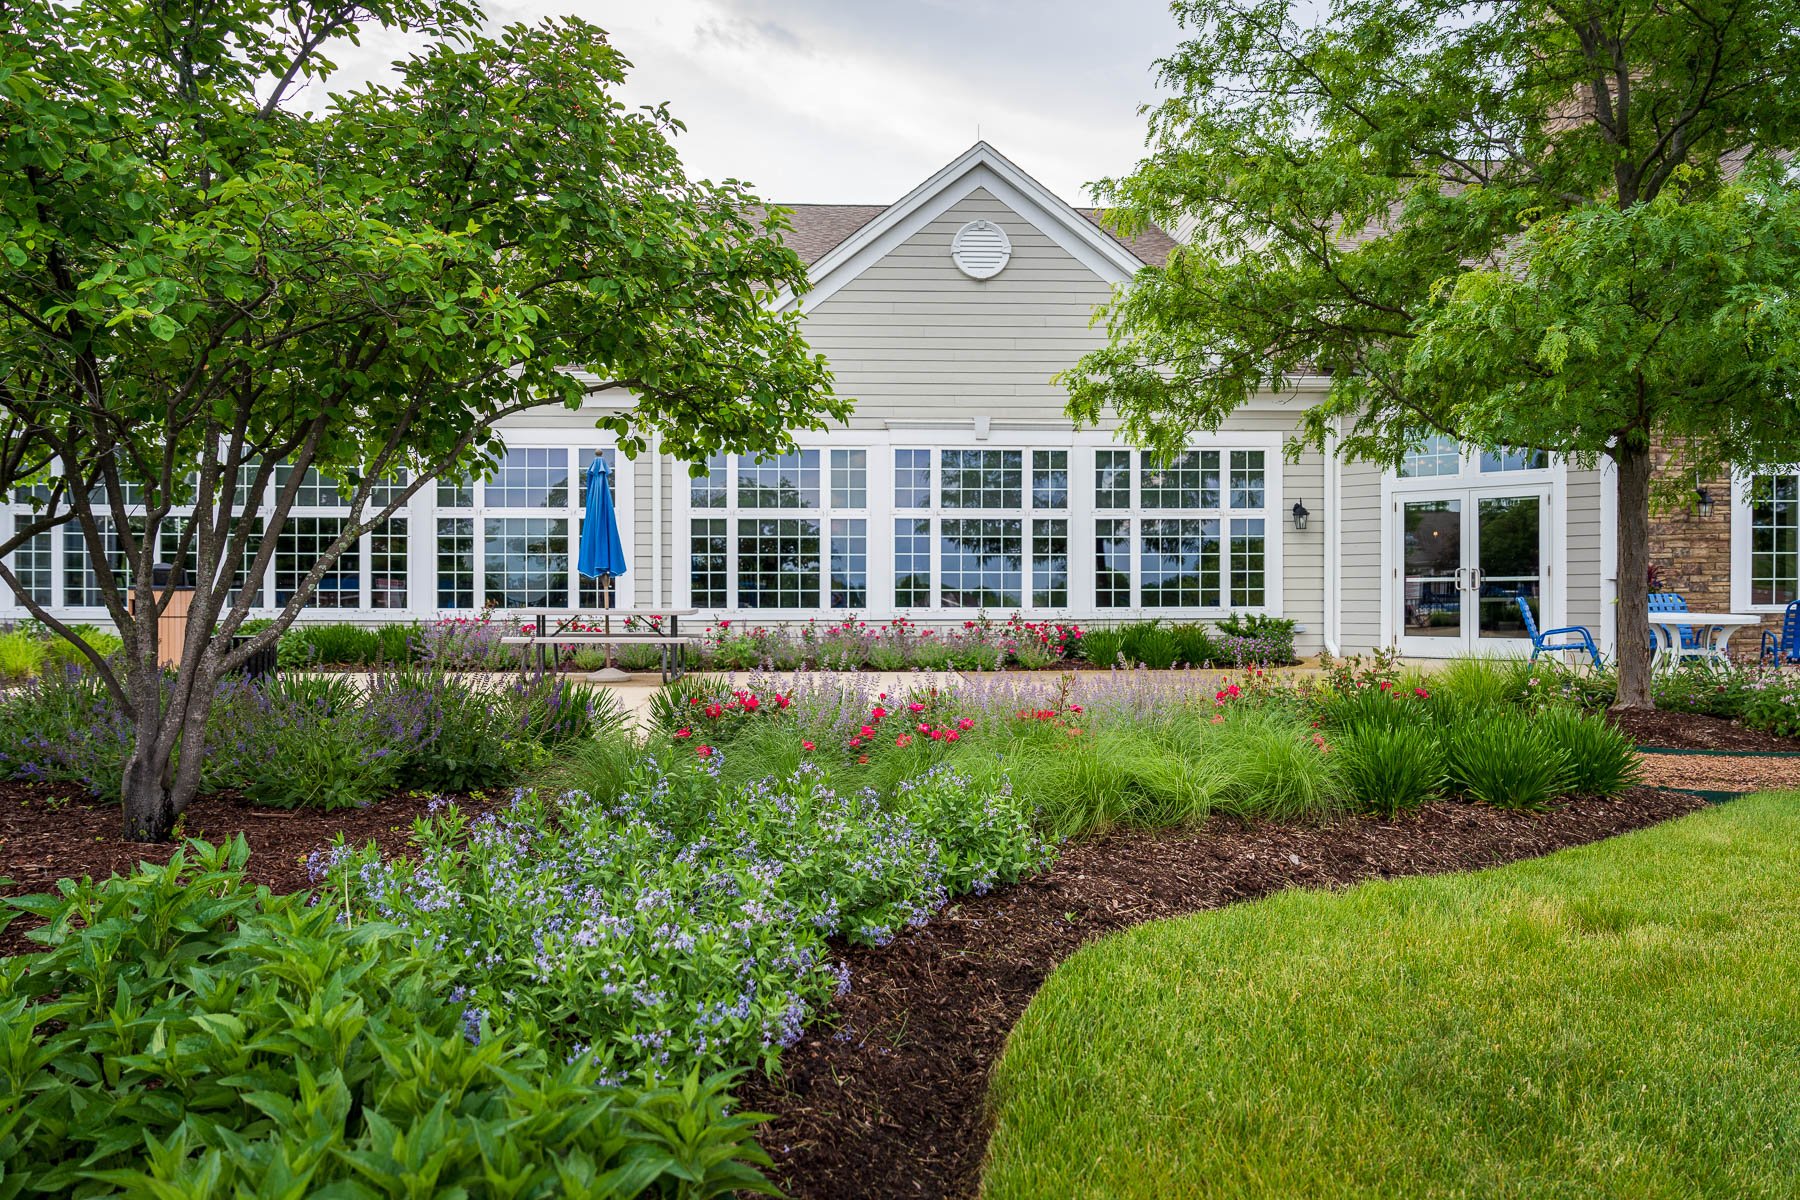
[1606,706,1800,752]
[0,782,495,957]
[739,787,1709,1200]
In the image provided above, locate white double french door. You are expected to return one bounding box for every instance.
[1395,486,1551,657]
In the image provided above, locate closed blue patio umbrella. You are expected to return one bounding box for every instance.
[577,455,629,678]
[577,454,628,593]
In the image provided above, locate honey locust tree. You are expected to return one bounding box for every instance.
[0,0,843,840]
[1061,0,1800,706]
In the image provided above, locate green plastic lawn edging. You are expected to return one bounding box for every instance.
[1633,744,1800,758]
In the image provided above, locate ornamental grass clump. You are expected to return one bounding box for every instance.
[0,838,772,1198]
[1445,708,1571,810]
[1335,723,1446,817]
[315,756,1048,1080]
[1531,706,1642,797]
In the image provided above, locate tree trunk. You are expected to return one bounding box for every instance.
[1612,439,1655,710]
[119,655,220,842]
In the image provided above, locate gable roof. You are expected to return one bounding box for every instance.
[765,143,1173,313]
[766,201,1177,268]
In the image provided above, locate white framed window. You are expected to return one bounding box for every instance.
[1091,449,1269,611]
[1733,467,1800,610]
[685,450,866,612]
[890,447,1070,611]
[1397,435,1553,483]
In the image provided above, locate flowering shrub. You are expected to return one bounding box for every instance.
[313,756,1049,1080]
[693,614,1084,672]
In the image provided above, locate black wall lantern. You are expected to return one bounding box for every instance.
[1292,500,1311,531]
[1694,485,1715,519]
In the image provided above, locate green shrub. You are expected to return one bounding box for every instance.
[227,674,401,808]
[36,623,124,668]
[1077,627,1127,667]
[1216,612,1299,665]
[0,839,774,1198]
[1121,622,1180,669]
[1531,706,1642,797]
[278,621,381,666]
[1741,674,1800,739]
[0,629,46,680]
[1335,723,1445,816]
[373,621,418,663]
[1316,682,1434,733]
[1446,709,1570,810]
[1652,661,1754,718]
[1172,623,1220,667]
[1434,656,1530,714]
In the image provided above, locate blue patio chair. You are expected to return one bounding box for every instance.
[1763,600,1800,666]
[1647,592,1699,654]
[1516,595,1602,669]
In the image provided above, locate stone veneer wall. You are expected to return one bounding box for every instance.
[1644,442,1784,660]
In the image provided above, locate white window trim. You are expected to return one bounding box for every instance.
[0,440,633,624]
[1730,465,1800,613]
[673,428,1285,623]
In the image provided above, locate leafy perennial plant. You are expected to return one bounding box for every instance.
[313,755,1049,1081]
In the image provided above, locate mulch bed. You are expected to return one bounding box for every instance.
[738,786,1710,1200]
[0,782,495,957]
[1606,706,1800,752]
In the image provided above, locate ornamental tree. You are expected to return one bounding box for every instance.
[0,0,844,840]
[1061,0,1800,707]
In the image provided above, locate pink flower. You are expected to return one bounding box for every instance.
[871,706,888,719]
[945,730,960,742]
[674,728,692,740]
[908,702,926,713]
[895,734,912,747]
[1414,687,1430,699]
[956,718,975,731]
[697,745,714,757]
[1069,704,1083,714]
[742,694,761,711]
[918,722,931,733]
[859,724,875,738]
[848,737,863,748]
[802,740,816,752]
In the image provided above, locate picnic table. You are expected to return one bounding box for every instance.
[1647,611,1762,668]
[499,609,699,682]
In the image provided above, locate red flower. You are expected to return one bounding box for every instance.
[908,702,926,713]
[848,737,863,748]
[857,755,870,765]
[957,718,975,731]
[1414,687,1430,699]
[945,730,960,742]
[1069,704,1083,714]
[775,693,791,709]
[704,702,723,719]
[697,745,714,757]
[742,695,761,711]
[871,706,888,719]
[918,721,931,733]
[895,734,913,747]
[802,740,816,752]
[674,727,692,739]
[859,724,875,738]
[1379,680,1395,692]
[688,697,702,706]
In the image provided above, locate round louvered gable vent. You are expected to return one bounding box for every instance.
[951,219,1011,279]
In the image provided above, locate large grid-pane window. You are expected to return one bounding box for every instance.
[894,449,932,508]
[739,451,820,509]
[488,448,569,508]
[690,518,728,608]
[736,518,820,608]
[1095,447,1270,611]
[276,517,357,608]
[484,517,568,608]
[942,450,1022,510]
[1032,519,1068,607]
[1096,518,1131,608]
[1751,472,1799,606]
[369,519,408,609]
[939,518,1021,608]
[831,518,868,608]
[63,520,131,608]
[438,518,475,608]
[895,518,931,607]
[830,450,867,509]
[11,530,53,605]
[1032,451,1068,509]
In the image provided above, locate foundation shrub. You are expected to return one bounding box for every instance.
[1075,627,1127,667]
[277,621,382,667]
[1738,672,1800,739]
[1445,708,1570,810]
[1172,623,1220,668]
[1334,723,1445,816]
[1121,623,1181,669]
[0,629,46,681]
[1650,661,1754,719]
[1531,706,1642,797]
[0,839,772,1198]
[1215,613,1298,665]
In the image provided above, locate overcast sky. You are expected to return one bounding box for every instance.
[305,0,1187,206]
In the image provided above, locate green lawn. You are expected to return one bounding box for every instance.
[983,792,1800,1199]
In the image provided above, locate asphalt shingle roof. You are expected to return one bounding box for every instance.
[757,203,1176,268]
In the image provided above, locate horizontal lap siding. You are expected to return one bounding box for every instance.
[798,190,1117,426]
[1338,460,1386,652]
[1564,467,1605,634]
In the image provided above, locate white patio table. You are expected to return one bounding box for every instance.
[1647,612,1763,668]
